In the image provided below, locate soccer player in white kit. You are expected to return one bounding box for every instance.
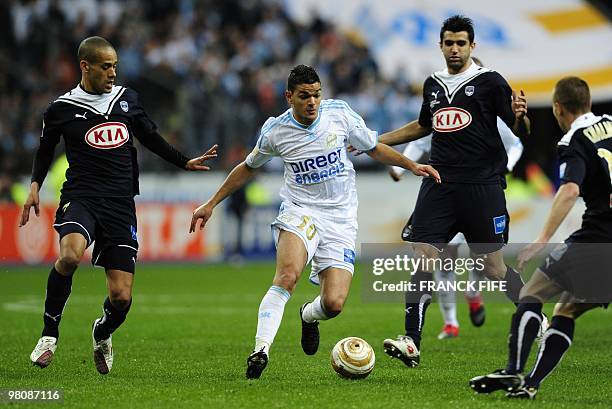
[189,65,440,379]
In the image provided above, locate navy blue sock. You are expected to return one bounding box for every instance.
[525,316,574,388]
[41,267,73,339]
[404,270,433,349]
[94,297,132,341]
[506,297,542,374]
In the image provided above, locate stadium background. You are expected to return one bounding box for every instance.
[1,2,612,408]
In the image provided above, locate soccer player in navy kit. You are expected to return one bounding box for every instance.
[24,36,217,374]
[378,15,532,367]
[470,77,612,399]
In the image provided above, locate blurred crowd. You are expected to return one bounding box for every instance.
[0,0,424,198]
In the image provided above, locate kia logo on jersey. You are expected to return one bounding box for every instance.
[432,107,472,132]
[84,122,129,149]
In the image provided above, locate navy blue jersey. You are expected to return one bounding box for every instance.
[32,85,188,199]
[418,62,515,184]
[557,113,612,240]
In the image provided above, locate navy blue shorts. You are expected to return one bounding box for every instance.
[53,197,139,273]
[407,178,507,254]
[539,233,612,304]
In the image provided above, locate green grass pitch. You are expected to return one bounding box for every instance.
[1,262,611,408]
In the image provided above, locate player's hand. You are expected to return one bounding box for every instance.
[517,241,546,270]
[512,90,528,120]
[186,144,218,171]
[411,164,441,183]
[20,182,40,227]
[346,145,363,156]
[389,168,402,182]
[190,202,214,233]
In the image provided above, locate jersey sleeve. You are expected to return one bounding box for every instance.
[342,102,377,151]
[418,79,433,128]
[245,118,278,169]
[497,117,523,171]
[491,73,516,129]
[31,104,62,187]
[558,144,586,187]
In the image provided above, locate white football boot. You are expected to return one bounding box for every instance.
[383,335,420,367]
[92,318,113,374]
[30,336,57,368]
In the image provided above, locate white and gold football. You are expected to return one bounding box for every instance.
[331,337,375,379]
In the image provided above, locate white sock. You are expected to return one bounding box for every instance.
[254,285,290,354]
[434,270,458,327]
[301,295,329,323]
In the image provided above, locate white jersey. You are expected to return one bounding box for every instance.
[245,99,377,218]
[392,117,523,175]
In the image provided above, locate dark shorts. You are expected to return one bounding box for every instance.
[406,178,507,254]
[539,232,612,304]
[54,197,139,273]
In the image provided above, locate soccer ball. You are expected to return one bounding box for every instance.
[330,337,375,379]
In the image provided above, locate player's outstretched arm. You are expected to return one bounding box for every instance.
[517,182,580,268]
[189,162,259,233]
[136,127,218,171]
[378,120,431,146]
[366,143,441,183]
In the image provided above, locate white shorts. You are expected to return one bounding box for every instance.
[448,232,466,246]
[271,202,357,285]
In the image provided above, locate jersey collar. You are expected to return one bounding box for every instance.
[55,84,126,118]
[289,107,322,131]
[558,112,598,146]
[431,60,491,104]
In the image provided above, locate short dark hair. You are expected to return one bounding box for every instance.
[554,76,591,114]
[287,65,321,91]
[440,15,475,43]
[77,36,115,63]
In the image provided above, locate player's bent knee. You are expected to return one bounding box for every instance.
[274,268,300,292]
[109,291,132,310]
[322,296,345,317]
[57,252,81,274]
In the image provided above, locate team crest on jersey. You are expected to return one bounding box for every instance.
[120,101,129,112]
[85,122,129,149]
[432,107,472,132]
[326,133,338,148]
[465,86,475,96]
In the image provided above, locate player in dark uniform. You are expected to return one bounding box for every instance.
[378,15,532,367]
[470,77,612,399]
[24,36,217,374]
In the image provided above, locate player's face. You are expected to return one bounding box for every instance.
[286,83,322,125]
[83,47,118,94]
[440,31,475,74]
